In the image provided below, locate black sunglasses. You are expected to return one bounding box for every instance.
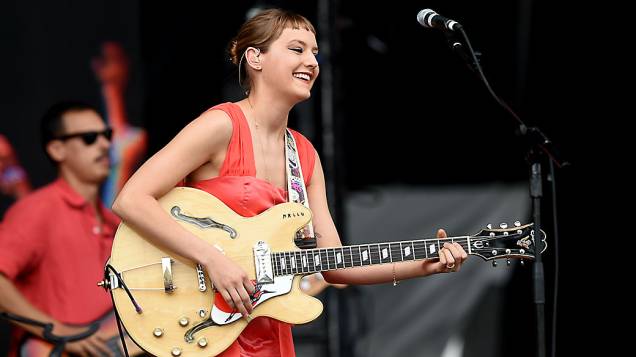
[55,128,113,145]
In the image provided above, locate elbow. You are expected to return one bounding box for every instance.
[112,191,134,220]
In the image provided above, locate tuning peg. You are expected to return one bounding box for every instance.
[499,222,508,229]
[492,261,497,267]
[514,221,521,227]
[507,258,511,266]
[520,259,525,266]
[487,223,492,229]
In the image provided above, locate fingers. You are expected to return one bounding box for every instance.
[229,289,250,317]
[441,245,455,269]
[218,282,252,316]
[91,335,114,357]
[436,228,447,238]
[440,242,468,272]
[66,333,113,357]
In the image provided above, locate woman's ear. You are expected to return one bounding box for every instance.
[246,47,262,70]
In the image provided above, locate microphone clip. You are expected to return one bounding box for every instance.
[444,32,480,73]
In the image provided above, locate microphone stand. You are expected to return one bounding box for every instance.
[444,25,569,357]
[0,312,99,357]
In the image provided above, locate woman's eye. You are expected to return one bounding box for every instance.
[290,47,303,53]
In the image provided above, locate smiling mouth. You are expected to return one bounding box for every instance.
[293,72,311,81]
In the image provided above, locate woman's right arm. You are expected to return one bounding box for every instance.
[112,110,255,316]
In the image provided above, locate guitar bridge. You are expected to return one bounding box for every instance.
[162,257,176,293]
[253,241,274,284]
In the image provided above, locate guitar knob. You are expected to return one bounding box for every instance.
[171,347,182,356]
[153,328,164,337]
[198,337,208,348]
[499,222,508,229]
[179,317,189,327]
[492,261,497,267]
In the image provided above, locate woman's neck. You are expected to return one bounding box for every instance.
[241,92,292,138]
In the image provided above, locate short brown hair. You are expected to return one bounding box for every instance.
[228,8,315,90]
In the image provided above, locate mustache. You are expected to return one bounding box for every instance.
[95,151,110,163]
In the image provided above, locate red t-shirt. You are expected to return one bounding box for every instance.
[0,178,119,354]
[188,102,316,357]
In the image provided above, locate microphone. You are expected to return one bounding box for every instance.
[416,9,462,31]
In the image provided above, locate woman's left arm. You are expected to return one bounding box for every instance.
[307,151,468,285]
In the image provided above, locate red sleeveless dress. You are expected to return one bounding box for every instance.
[187,102,316,357]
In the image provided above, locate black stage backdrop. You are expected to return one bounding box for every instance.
[1,0,594,356]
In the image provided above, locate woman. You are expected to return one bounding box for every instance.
[113,8,467,356]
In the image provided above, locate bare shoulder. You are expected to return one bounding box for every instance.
[174,108,233,153]
[193,108,233,139]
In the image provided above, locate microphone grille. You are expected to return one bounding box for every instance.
[416,9,437,28]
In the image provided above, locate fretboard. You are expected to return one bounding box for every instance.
[271,237,471,277]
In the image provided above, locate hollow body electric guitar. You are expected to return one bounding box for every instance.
[104,187,546,356]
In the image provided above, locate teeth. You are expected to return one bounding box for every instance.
[293,73,310,81]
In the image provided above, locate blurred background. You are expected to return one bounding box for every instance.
[1,0,590,356]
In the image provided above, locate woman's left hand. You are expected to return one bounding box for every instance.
[431,228,468,273]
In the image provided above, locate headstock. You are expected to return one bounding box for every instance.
[469,222,547,265]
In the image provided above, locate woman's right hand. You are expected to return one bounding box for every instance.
[203,250,256,317]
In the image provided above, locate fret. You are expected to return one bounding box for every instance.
[298,250,307,273]
[290,252,296,273]
[307,249,318,273]
[271,254,278,276]
[298,250,309,273]
[380,243,391,264]
[326,249,335,270]
[310,250,318,272]
[280,254,287,274]
[335,248,345,269]
[275,253,282,276]
[400,242,413,261]
[286,252,292,274]
[344,247,353,268]
[389,242,400,263]
[369,244,380,264]
[436,239,442,257]
[359,245,370,266]
[301,251,308,272]
[276,253,285,275]
[296,251,303,273]
[282,252,288,275]
[414,240,427,260]
[320,249,329,270]
[351,246,362,267]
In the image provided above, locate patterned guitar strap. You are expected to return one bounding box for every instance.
[285,129,317,249]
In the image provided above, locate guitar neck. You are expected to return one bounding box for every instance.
[271,236,471,277]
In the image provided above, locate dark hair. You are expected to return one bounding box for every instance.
[40,101,100,160]
[228,8,315,91]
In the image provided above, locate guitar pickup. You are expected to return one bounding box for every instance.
[253,241,274,284]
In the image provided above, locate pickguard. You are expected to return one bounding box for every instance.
[211,276,294,325]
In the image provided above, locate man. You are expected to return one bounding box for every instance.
[0,102,119,356]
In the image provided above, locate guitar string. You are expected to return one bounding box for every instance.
[117,234,530,274]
